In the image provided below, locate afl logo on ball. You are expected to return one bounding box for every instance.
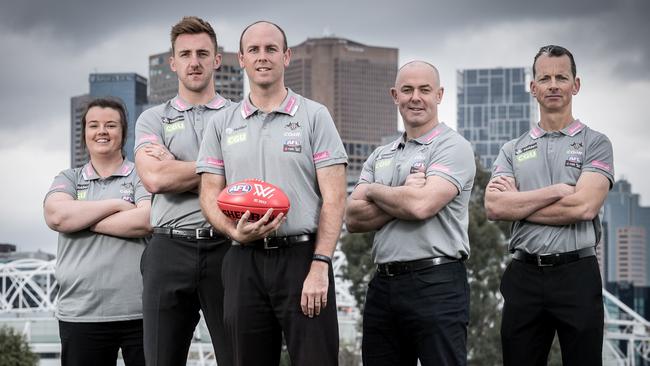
[227,183,252,195]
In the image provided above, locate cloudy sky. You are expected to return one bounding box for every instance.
[1,0,648,254]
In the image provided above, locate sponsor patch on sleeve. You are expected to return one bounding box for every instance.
[590,160,611,172]
[138,134,159,144]
[313,151,330,163]
[206,157,224,167]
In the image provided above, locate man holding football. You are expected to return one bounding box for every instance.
[197,21,347,366]
[346,61,476,365]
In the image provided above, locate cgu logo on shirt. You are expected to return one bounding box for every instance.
[162,116,185,133]
[164,122,185,133]
[515,142,538,162]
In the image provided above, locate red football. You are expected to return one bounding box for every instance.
[217,179,290,222]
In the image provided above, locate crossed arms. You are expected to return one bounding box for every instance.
[44,193,151,238]
[135,142,199,194]
[484,172,610,225]
[345,172,459,233]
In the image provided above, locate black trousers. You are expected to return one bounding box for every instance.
[362,261,470,366]
[222,242,339,366]
[500,256,604,366]
[59,319,144,366]
[141,234,231,366]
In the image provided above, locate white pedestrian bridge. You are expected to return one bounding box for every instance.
[2,256,650,365]
[0,254,359,365]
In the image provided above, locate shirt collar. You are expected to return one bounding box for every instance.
[171,94,227,112]
[412,123,447,145]
[240,88,301,119]
[561,119,585,137]
[529,119,585,139]
[82,160,134,180]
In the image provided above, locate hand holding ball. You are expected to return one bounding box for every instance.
[217,179,290,222]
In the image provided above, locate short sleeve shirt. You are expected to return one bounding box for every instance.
[358,123,476,264]
[44,159,151,322]
[197,89,348,236]
[134,95,229,228]
[491,120,615,254]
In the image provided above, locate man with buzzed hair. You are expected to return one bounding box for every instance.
[134,16,232,365]
[486,45,613,366]
[346,61,476,365]
[197,21,347,366]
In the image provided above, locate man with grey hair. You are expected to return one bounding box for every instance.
[346,61,476,365]
[485,45,613,365]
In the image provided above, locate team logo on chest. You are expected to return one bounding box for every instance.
[566,141,583,155]
[285,121,301,130]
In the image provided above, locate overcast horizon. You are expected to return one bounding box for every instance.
[1,0,648,254]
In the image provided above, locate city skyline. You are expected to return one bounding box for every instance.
[0,0,648,253]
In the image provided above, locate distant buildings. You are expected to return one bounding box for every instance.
[603,179,650,284]
[0,243,55,263]
[285,37,399,185]
[456,67,537,170]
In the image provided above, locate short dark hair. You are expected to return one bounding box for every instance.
[533,45,577,78]
[239,20,288,54]
[81,98,129,155]
[171,16,218,53]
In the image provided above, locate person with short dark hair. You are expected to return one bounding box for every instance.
[44,98,151,366]
[197,20,347,366]
[346,61,476,366]
[134,16,232,366]
[485,45,613,366]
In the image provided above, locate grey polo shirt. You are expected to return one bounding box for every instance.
[134,95,229,229]
[45,160,150,322]
[197,89,348,236]
[491,120,614,254]
[357,123,476,264]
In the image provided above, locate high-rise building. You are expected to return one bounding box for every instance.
[616,227,647,286]
[457,67,538,170]
[284,37,399,185]
[603,179,650,284]
[70,94,93,168]
[148,47,244,104]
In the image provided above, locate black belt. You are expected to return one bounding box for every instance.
[153,227,225,241]
[512,247,596,267]
[376,257,459,277]
[233,234,315,250]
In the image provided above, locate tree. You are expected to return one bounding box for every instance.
[466,162,509,365]
[340,231,374,313]
[0,326,39,366]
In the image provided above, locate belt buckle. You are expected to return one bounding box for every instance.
[195,228,212,240]
[263,237,279,250]
[536,254,553,267]
[381,264,395,277]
